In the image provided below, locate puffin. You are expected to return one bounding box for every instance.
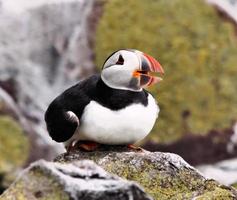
[45,49,164,151]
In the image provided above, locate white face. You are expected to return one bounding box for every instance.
[101,50,142,91]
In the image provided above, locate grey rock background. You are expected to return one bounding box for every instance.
[0,0,97,161]
[207,0,237,24]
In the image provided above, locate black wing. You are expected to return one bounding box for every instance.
[44,74,99,142]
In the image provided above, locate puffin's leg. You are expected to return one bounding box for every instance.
[78,141,99,151]
[65,140,78,154]
[127,144,144,152]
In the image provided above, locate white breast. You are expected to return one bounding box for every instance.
[70,94,159,145]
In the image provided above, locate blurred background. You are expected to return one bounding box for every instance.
[0,0,237,194]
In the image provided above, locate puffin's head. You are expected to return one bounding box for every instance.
[101,49,164,92]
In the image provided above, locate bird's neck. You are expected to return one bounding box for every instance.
[94,77,148,110]
[97,77,139,96]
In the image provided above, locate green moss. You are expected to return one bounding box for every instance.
[195,183,236,200]
[101,159,199,199]
[0,116,29,173]
[231,183,237,189]
[0,168,69,200]
[102,159,236,199]
[95,0,237,142]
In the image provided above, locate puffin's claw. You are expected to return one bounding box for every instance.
[127,144,144,152]
[65,140,77,154]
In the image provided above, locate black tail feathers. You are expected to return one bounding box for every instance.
[45,105,79,142]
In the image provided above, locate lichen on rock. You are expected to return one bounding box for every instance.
[55,146,237,199]
[0,115,29,193]
[0,159,152,200]
[0,116,29,174]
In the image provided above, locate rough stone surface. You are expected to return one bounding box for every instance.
[55,146,237,200]
[0,159,152,200]
[207,0,237,24]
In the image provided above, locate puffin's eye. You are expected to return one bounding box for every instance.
[116,55,124,65]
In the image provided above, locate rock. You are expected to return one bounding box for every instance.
[207,0,237,24]
[55,146,237,199]
[0,0,98,163]
[0,0,103,193]
[197,158,237,187]
[0,159,152,200]
[0,116,29,193]
[0,116,29,173]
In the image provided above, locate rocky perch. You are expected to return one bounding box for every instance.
[1,146,237,200]
[0,159,151,200]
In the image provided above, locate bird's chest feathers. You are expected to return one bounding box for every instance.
[76,94,159,144]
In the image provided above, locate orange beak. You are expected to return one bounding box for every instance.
[132,51,164,87]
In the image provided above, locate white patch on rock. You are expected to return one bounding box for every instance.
[227,122,237,153]
[1,0,84,14]
[157,152,196,170]
[207,0,237,23]
[197,158,237,186]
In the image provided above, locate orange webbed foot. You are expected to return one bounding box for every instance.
[78,141,99,151]
[127,144,144,152]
